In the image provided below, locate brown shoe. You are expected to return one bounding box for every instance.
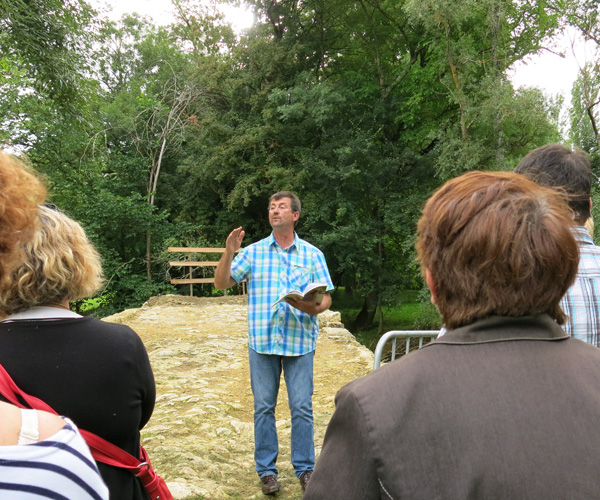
[299,471,312,492]
[260,475,280,495]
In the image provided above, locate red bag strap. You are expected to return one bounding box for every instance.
[80,429,141,471]
[0,362,56,414]
[0,362,142,471]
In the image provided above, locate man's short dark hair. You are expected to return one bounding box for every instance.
[514,144,592,224]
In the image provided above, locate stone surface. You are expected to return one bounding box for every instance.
[104,294,373,500]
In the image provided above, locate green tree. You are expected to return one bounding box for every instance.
[563,0,600,153]
[0,0,96,110]
[177,0,563,331]
[0,0,571,323]
[570,61,600,154]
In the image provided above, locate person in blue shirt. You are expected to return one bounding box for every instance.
[515,144,600,346]
[215,191,334,495]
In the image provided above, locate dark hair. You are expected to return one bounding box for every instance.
[515,144,592,224]
[417,171,579,329]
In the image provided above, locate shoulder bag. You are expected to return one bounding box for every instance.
[0,363,172,500]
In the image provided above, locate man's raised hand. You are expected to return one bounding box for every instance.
[214,227,245,290]
[226,226,245,253]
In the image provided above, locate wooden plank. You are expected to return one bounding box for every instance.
[170,278,215,284]
[168,247,227,253]
[169,261,220,267]
[167,246,246,296]
[170,278,246,285]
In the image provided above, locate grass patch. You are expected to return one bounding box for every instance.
[331,288,441,351]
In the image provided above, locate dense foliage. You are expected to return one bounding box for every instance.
[2,0,596,326]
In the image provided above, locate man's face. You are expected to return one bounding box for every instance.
[268,197,299,230]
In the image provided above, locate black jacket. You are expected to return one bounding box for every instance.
[0,316,156,500]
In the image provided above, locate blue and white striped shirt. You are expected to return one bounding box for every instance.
[0,417,109,500]
[231,232,334,356]
[560,226,600,347]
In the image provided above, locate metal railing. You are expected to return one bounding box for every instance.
[373,330,439,370]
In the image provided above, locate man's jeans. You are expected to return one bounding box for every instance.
[249,348,315,479]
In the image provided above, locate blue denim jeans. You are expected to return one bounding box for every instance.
[249,348,315,479]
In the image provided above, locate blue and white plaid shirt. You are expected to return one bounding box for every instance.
[561,225,600,347]
[231,232,334,356]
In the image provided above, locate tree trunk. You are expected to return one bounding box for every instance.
[491,0,505,167]
[145,135,168,281]
[377,306,384,336]
[353,291,378,331]
[146,232,152,281]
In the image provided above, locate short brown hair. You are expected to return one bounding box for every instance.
[417,171,579,329]
[515,144,592,224]
[269,191,301,215]
[0,152,46,292]
[0,205,103,315]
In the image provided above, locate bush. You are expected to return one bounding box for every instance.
[413,302,442,330]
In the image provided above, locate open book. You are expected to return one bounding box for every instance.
[273,283,329,307]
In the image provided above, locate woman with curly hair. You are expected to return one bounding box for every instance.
[0,198,156,500]
[0,151,109,499]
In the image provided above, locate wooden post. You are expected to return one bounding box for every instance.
[188,252,193,297]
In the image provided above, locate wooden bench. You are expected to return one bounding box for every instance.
[168,247,246,296]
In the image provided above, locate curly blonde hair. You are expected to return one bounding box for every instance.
[0,152,46,290]
[0,205,104,315]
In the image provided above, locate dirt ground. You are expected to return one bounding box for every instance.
[104,294,373,500]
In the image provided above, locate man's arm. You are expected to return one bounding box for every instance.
[214,226,245,290]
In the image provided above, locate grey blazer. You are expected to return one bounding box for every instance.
[305,315,600,500]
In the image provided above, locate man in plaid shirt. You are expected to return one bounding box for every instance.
[515,144,600,346]
[215,191,334,495]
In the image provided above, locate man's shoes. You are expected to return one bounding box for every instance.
[260,475,280,495]
[299,471,312,492]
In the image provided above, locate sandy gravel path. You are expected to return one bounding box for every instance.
[105,294,373,500]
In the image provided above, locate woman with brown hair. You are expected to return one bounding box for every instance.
[306,171,600,499]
